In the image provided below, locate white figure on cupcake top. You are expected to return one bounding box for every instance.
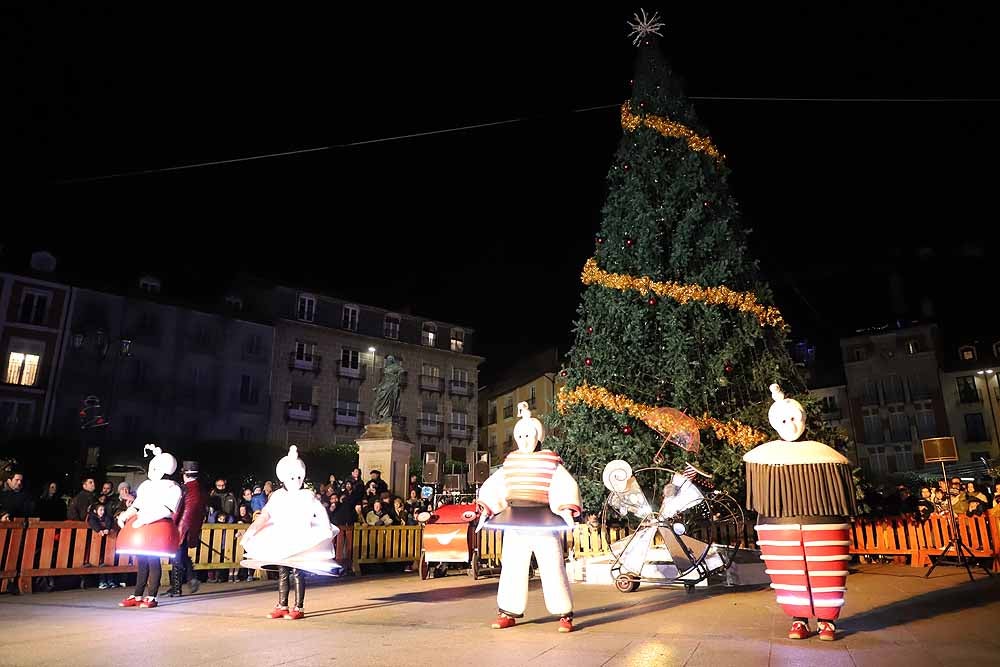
[116,443,182,529]
[743,384,847,465]
[240,445,340,575]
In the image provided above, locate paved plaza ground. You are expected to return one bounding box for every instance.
[1,563,997,666]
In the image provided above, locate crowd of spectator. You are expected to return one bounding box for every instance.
[861,477,1000,522]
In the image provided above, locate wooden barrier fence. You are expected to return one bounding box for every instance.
[4,514,997,593]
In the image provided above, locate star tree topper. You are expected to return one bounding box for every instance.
[626,8,665,46]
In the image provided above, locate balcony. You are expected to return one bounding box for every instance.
[285,401,318,423]
[448,379,472,396]
[334,402,363,427]
[418,416,444,436]
[288,352,322,374]
[448,423,473,439]
[337,364,365,380]
[419,375,444,392]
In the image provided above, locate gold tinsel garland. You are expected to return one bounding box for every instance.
[580,257,785,328]
[581,258,786,329]
[557,382,768,450]
[621,102,724,162]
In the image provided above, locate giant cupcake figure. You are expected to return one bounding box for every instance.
[240,445,340,620]
[116,443,183,609]
[477,402,582,632]
[744,384,857,641]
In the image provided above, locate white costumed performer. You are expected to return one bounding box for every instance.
[744,384,857,642]
[116,443,183,609]
[477,402,582,633]
[240,445,340,620]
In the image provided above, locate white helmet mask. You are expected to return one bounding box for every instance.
[513,402,545,453]
[144,443,177,481]
[276,445,306,491]
[767,384,806,442]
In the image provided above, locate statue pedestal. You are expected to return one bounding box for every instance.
[357,424,413,497]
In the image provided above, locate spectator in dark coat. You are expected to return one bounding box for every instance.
[37,481,66,521]
[1,472,35,519]
[67,478,96,521]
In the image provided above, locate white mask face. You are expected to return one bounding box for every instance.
[769,401,806,442]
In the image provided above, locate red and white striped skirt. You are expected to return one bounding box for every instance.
[755,522,850,620]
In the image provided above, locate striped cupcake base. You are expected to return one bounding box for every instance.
[755,522,850,621]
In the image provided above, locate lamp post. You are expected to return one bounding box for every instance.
[976,368,1000,459]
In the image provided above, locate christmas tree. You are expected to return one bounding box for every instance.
[547,14,836,511]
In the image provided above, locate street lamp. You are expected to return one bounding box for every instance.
[976,369,1000,460]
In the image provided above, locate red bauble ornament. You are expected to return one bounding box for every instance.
[596,236,604,245]
[584,358,593,367]
[586,326,593,334]
[623,425,633,435]
[560,369,568,377]
[724,363,733,374]
[648,297,657,306]
[625,238,634,247]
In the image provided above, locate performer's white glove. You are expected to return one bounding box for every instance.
[559,509,575,529]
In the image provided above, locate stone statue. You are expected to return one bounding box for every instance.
[371,355,403,423]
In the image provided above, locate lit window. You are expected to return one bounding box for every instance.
[959,346,977,361]
[6,352,40,386]
[342,305,359,331]
[384,314,400,339]
[422,322,437,347]
[450,328,465,352]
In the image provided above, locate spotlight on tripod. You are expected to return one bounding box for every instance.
[921,437,992,581]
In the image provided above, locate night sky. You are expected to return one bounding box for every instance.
[7,5,999,380]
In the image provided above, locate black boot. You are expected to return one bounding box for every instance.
[168,567,182,597]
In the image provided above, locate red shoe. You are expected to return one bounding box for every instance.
[787,620,811,640]
[558,616,574,633]
[118,596,140,607]
[491,613,516,629]
[138,597,158,609]
[267,606,288,619]
[284,608,305,620]
[817,621,837,641]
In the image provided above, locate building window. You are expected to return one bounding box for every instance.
[905,339,919,355]
[297,294,316,322]
[503,396,515,419]
[246,334,262,356]
[851,347,866,362]
[529,385,537,408]
[488,432,497,451]
[17,290,50,325]
[452,367,469,384]
[965,413,988,442]
[422,322,437,347]
[993,341,1000,359]
[72,333,85,349]
[239,375,259,404]
[452,411,468,426]
[342,305,359,331]
[384,314,400,339]
[862,407,882,444]
[225,295,243,311]
[887,405,910,442]
[341,348,360,370]
[862,380,880,406]
[957,376,980,404]
[238,426,254,442]
[0,400,34,436]
[821,395,838,412]
[5,352,40,386]
[139,276,161,294]
[422,363,440,378]
[959,346,977,361]
[295,341,316,362]
[504,429,514,452]
[450,328,465,352]
[915,402,936,439]
[882,375,905,404]
[487,399,497,425]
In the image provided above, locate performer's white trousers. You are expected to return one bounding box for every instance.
[497,530,572,617]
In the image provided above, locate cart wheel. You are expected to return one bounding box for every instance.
[615,575,638,593]
[418,553,429,580]
[470,553,480,580]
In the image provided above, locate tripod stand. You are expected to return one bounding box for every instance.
[924,461,993,582]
